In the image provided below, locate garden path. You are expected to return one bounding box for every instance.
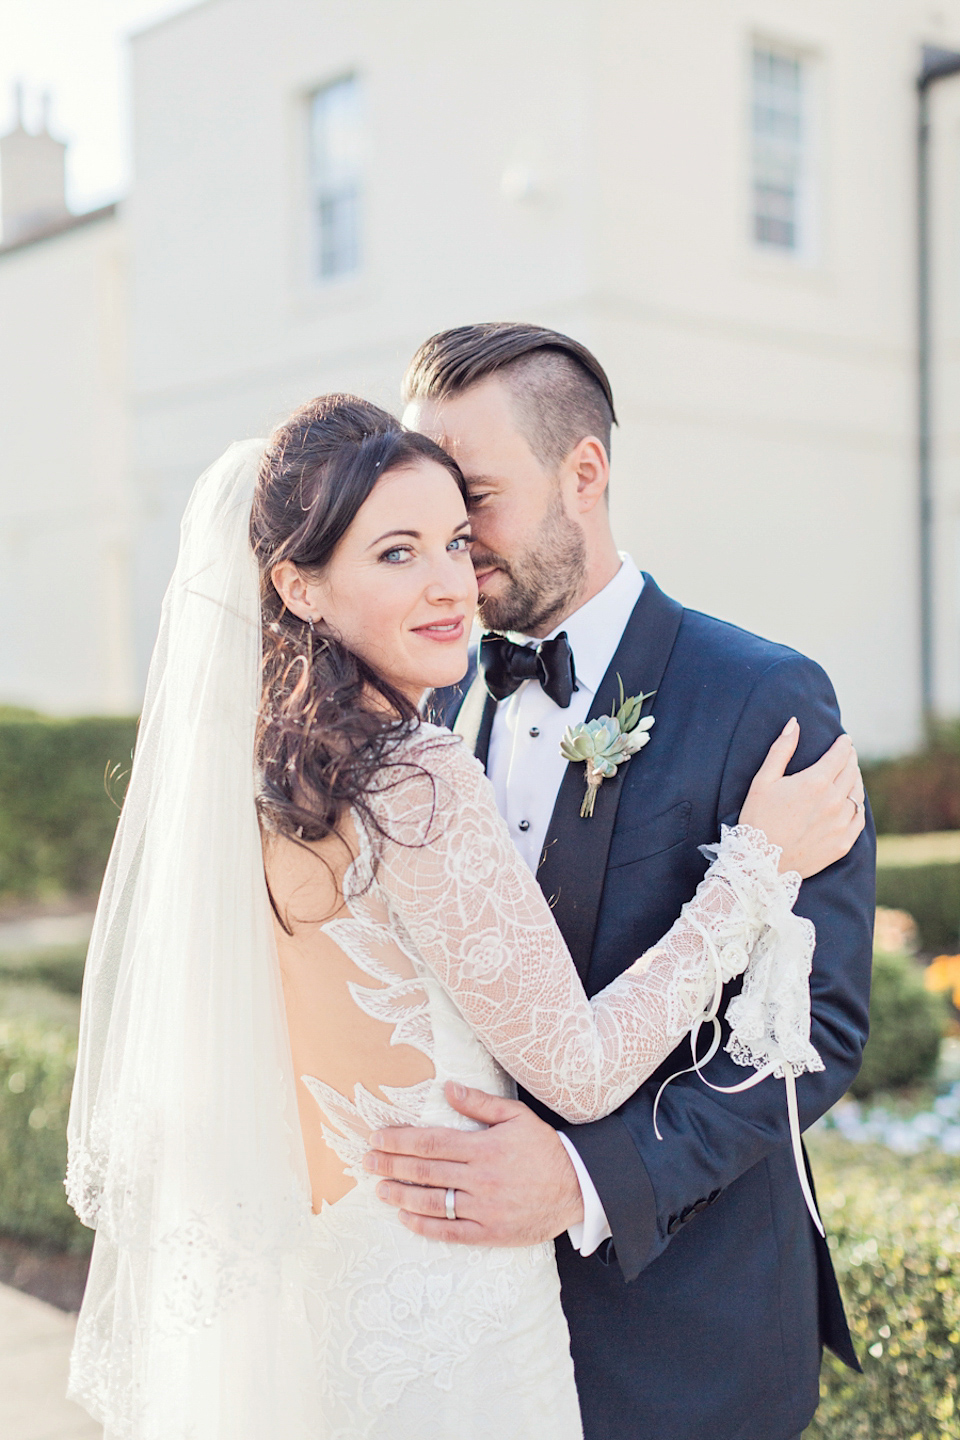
[0,912,94,955]
[0,1282,100,1438]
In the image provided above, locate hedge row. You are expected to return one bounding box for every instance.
[0,708,136,901]
[0,945,86,997]
[875,864,960,954]
[0,1013,90,1253]
[862,721,960,834]
[865,755,960,836]
[807,1132,960,1438]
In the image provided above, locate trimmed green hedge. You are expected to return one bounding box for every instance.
[875,864,960,953]
[864,745,960,836]
[807,1132,960,1438]
[852,950,945,1098]
[0,945,87,997]
[0,1012,90,1253]
[0,708,137,901]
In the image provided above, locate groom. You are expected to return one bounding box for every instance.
[365,323,875,1440]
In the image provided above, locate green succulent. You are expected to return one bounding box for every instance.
[559,716,653,772]
[560,682,656,816]
[614,677,655,734]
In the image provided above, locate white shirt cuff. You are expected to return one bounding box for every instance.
[557,1132,613,1256]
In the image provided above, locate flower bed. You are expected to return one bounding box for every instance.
[822,1085,960,1155]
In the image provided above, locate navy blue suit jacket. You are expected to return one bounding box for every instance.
[437,575,875,1440]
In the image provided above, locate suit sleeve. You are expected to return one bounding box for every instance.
[561,653,876,1283]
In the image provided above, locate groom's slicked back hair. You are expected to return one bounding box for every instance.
[402,323,617,470]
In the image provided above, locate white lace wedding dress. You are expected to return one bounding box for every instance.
[268,723,813,1440]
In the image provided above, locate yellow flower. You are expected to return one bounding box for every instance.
[924,954,960,1008]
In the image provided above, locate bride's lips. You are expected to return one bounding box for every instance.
[410,616,466,643]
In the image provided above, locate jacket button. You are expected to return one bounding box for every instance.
[529,727,540,738]
[518,820,530,832]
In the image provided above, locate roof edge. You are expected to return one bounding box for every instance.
[0,202,120,258]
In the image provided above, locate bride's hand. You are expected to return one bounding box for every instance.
[738,718,865,878]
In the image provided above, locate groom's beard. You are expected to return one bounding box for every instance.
[474,491,587,636]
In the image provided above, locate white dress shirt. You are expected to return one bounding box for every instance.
[486,555,644,1256]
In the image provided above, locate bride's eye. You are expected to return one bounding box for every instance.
[379,546,414,564]
[448,536,471,552]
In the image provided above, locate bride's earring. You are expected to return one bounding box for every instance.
[308,615,316,633]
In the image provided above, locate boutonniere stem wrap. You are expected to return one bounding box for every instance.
[560,681,656,818]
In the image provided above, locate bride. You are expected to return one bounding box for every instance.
[65,394,864,1440]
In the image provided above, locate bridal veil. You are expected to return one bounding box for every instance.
[66,440,318,1438]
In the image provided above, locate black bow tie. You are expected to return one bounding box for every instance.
[479,632,578,709]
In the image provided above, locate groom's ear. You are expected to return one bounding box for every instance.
[566,435,610,514]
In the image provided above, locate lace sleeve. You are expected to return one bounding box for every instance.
[369,730,812,1125]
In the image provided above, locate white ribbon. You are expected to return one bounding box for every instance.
[651,918,825,1238]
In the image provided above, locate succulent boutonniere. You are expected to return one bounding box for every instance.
[560,679,656,818]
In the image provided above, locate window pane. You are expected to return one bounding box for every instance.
[319,192,360,278]
[310,77,361,279]
[751,46,807,254]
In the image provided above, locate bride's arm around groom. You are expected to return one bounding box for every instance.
[372,603,874,1286]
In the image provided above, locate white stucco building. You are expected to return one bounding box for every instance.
[0,108,132,715]
[6,0,960,752]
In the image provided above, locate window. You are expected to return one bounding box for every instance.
[751,44,813,256]
[309,76,361,280]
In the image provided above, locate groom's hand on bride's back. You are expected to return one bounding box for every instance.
[364,1082,583,1245]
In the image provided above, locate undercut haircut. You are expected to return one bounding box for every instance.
[402,322,617,471]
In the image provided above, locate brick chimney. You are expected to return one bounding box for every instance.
[1,86,69,245]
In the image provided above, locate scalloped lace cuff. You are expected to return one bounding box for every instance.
[705,823,822,1081]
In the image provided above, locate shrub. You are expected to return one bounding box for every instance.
[862,720,960,835]
[850,951,946,1098]
[0,708,137,901]
[875,864,960,954]
[864,753,960,837]
[0,1013,90,1253]
[806,1132,960,1439]
[0,945,87,997]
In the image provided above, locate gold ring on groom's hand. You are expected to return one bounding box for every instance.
[445,1187,457,1221]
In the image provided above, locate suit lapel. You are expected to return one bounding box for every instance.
[536,575,684,980]
[453,673,497,770]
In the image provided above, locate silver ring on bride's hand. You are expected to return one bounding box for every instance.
[445,1187,457,1221]
[849,793,863,815]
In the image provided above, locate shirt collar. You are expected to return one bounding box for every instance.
[510,554,644,697]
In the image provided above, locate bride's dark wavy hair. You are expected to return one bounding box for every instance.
[250,393,467,848]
